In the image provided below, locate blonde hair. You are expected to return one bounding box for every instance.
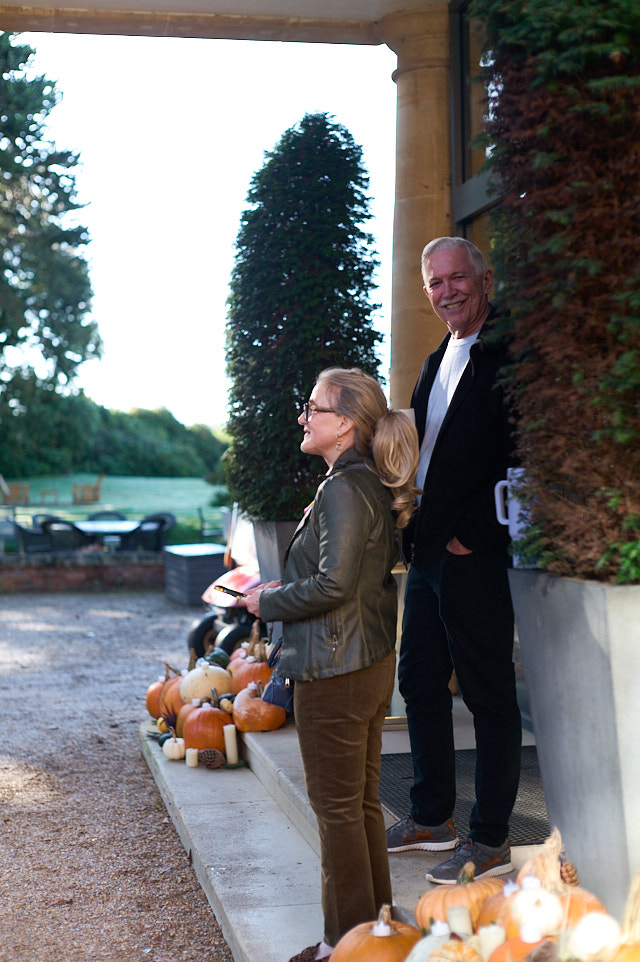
[316,368,419,528]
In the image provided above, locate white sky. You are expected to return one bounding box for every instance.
[23,32,398,429]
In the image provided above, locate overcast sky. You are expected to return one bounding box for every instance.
[24,32,399,428]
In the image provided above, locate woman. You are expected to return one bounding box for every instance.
[245,367,419,962]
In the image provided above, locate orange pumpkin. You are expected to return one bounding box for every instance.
[182,700,227,753]
[232,681,287,732]
[175,699,200,738]
[331,904,421,962]
[228,627,273,694]
[487,934,547,962]
[475,882,519,934]
[145,676,166,718]
[160,674,186,717]
[416,862,504,931]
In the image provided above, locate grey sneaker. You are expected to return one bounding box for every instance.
[386,815,457,853]
[425,837,513,884]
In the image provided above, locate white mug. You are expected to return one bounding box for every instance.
[494,467,532,568]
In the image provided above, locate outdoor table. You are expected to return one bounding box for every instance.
[76,519,139,537]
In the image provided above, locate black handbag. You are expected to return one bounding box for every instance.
[262,633,294,715]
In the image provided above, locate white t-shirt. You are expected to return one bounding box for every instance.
[416,333,479,494]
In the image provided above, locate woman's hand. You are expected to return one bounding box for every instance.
[244,580,282,617]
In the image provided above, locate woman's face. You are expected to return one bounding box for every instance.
[298,383,347,467]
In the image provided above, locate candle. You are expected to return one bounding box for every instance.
[185,748,199,768]
[478,924,506,961]
[447,904,473,937]
[223,724,239,765]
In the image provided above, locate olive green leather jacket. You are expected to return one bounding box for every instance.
[259,448,399,682]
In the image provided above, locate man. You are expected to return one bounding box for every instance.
[386,236,522,883]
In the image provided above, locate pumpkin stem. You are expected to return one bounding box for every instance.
[163,660,183,678]
[456,861,477,885]
[371,904,393,937]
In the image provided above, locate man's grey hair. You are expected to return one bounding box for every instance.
[421,237,489,278]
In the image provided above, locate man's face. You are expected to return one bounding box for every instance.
[423,247,493,339]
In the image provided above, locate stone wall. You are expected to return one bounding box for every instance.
[0,551,164,593]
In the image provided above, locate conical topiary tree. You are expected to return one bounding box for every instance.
[225,112,382,521]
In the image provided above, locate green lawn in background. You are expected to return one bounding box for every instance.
[3,475,229,546]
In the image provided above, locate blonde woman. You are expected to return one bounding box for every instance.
[245,367,419,962]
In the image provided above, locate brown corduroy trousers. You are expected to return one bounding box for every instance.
[293,650,396,947]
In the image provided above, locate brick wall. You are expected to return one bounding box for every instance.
[0,551,164,593]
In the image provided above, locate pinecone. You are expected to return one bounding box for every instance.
[560,858,580,886]
[197,749,226,770]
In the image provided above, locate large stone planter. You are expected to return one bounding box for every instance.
[509,569,640,920]
[252,518,298,582]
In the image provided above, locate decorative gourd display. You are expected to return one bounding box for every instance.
[415,862,504,932]
[182,694,228,753]
[232,681,287,732]
[227,624,273,694]
[162,730,186,760]
[405,921,451,961]
[330,903,421,962]
[179,661,232,703]
[515,829,607,931]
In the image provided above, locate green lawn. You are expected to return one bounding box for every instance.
[3,475,229,546]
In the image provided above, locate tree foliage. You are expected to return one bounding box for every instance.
[0,378,227,478]
[0,32,100,393]
[471,0,640,582]
[225,112,382,520]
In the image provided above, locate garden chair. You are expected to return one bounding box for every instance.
[118,519,165,552]
[0,474,29,506]
[197,506,221,541]
[41,518,96,552]
[72,474,104,504]
[11,520,53,554]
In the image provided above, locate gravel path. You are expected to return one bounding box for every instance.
[0,590,235,962]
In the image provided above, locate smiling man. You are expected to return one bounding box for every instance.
[386,237,523,885]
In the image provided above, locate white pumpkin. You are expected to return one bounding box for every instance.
[563,912,622,960]
[179,662,232,702]
[510,876,564,937]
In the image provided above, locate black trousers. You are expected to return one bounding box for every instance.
[398,548,522,847]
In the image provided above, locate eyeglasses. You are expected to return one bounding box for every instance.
[302,402,336,421]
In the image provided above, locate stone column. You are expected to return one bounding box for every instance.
[377,6,452,408]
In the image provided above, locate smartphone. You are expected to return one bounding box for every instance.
[213,584,246,599]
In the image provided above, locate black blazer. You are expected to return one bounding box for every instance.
[404,307,517,564]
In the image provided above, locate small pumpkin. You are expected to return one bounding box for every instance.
[331,903,421,962]
[508,879,564,939]
[415,862,504,932]
[162,730,186,760]
[182,694,228,754]
[475,882,519,933]
[204,646,231,669]
[564,911,622,960]
[180,661,232,703]
[232,681,287,732]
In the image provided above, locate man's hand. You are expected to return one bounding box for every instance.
[446,536,473,555]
